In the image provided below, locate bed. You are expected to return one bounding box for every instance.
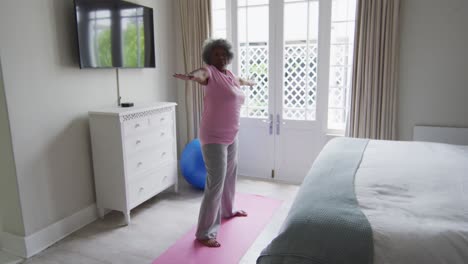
[257,137,468,264]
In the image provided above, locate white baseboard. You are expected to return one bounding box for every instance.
[1,204,98,258]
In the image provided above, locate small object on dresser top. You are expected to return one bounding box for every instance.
[120,102,134,107]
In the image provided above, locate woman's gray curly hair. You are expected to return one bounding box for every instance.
[202,38,234,65]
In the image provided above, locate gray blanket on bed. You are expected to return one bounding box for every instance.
[257,138,373,264]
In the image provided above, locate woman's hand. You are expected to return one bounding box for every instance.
[244,80,257,87]
[173,73,194,81]
[239,77,257,87]
[173,68,209,85]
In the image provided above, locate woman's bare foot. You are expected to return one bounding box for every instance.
[232,210,248,217]
[198,238,221,248]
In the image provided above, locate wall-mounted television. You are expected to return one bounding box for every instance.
[74,0,155,68]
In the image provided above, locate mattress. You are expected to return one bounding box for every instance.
[258,138,468,264]
[355,140,468,263]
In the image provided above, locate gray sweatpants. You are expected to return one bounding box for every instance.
[195,137,238,240]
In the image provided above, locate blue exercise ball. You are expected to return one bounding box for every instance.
[180,139,206,190]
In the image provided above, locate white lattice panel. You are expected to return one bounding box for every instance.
[238,42,350,125]
[283,43,317,121]
[328,42,352,130]
[329,87,344,108]
[239,44,269,119]
[330,44,347,66]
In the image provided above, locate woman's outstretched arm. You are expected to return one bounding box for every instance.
[173,67,209,85]
[238,77,257,87]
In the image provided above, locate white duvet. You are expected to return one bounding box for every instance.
[355,140,468,264]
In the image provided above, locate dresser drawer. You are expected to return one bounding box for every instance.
[123,126,173,155]
[123,117,150,137]
[154,125,174,142]
[126,151,157,180]
[149,111,173,128]
[126,143,176,181]
[147,143,175,167]
[128,163,177,208]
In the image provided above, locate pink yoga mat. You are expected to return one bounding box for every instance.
[152,193,282,264]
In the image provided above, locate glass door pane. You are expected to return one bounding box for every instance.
[327,0,356,130]
[238,1,270,119]
[212,0,227,38]
[283,0,319,121]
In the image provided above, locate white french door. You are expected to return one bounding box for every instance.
[213,0,355,184]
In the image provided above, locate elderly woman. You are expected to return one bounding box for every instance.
[173,38,255,248]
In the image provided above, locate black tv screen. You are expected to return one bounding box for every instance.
[74,0,155,68]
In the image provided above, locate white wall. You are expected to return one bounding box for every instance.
[398,0,468,140]
[0,55,25,238]
[0,0,176,240]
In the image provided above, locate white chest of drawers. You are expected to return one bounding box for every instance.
[89,102,178,224]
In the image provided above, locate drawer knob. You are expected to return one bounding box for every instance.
[139,187,144,192]
[160,132,165,137]
[163,176,168,182]
[137,162,143,167]
[135,123,141,128]
[160,117,165,122]
[161,152,166,157]
[136,140,141,144]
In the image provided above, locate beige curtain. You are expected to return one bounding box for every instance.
[348,0,401,140]
[177,0,211,143]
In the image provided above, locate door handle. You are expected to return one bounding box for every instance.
[262,114,273,135]
[276,114,280,135]
[269,114,273,135]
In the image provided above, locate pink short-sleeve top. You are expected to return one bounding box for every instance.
[199,65,246,145]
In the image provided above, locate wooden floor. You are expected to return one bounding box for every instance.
[5,178,299,264]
